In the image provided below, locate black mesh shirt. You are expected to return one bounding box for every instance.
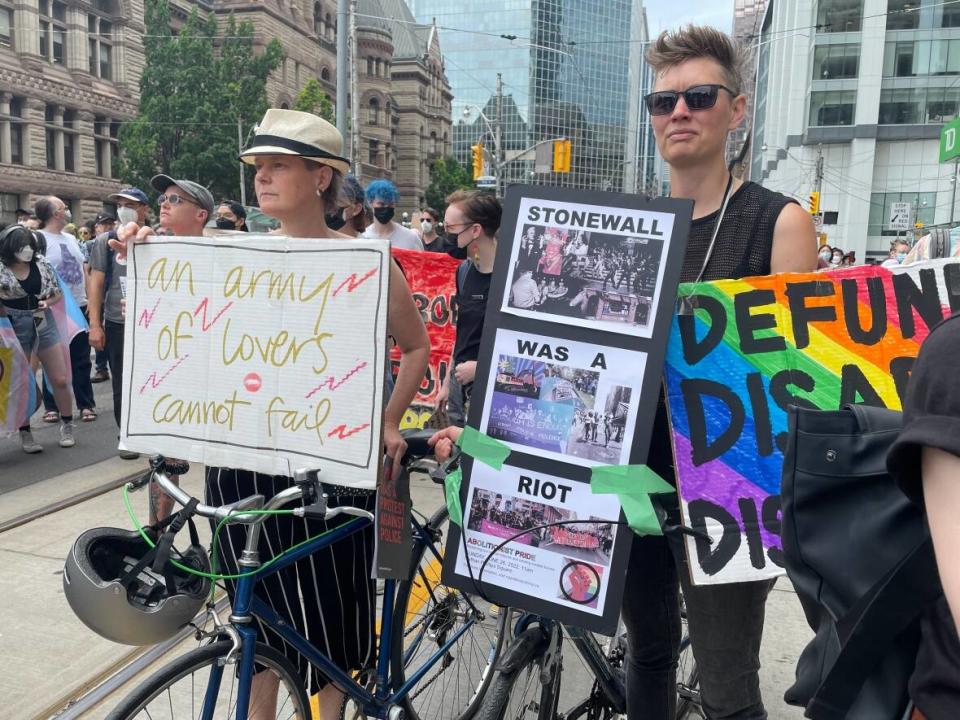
[648,180,798,487]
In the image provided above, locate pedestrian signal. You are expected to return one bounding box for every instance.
[808,191,820,214]
[553,139,572,173]
[471,144,484,180]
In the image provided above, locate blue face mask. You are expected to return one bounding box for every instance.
[896,252,906,264]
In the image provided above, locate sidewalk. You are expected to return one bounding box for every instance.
[0,459,811,719]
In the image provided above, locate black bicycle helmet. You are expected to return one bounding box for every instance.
[63,524,211,645]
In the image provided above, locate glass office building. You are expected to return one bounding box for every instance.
[408,0,646,193]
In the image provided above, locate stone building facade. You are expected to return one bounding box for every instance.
[0,0,450,225]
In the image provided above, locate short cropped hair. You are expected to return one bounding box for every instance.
[366,179,399,205]
[645,25,747,95]
[446,189,502,237]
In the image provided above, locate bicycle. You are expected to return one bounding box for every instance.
[106,431,507,720]
[468,510,703,720]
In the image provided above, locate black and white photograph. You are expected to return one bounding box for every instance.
[502,198,674,337]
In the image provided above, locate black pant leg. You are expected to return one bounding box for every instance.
[71,314,94,409]
[621,532,682,720]
[105,320,124,428]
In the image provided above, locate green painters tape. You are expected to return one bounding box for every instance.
[456,425,511,470]
[591,464,675,536]
[445,466,463,528]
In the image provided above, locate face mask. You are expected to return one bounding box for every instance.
[896,252,906,263]
[215,217,236,230]
[373,207,395,224]
[832,256,842,265]
[15,246,34,262]
[446,234,469,260]
[421,220,434,234]
[62,208,72,222]
[818,250,831,261]
[117,206,139,225]
[325,211,347,231]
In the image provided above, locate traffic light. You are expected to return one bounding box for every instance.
[808,191,820,215]
[471,144,484,180]
[553,139,572,173]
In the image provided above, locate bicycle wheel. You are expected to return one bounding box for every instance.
[676,635,701,719]
[107,640,311,719]
[391,504,509,720]
[473,625,561,720]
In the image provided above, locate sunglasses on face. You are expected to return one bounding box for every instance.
[644,84,736,116]
[158,193,197,207]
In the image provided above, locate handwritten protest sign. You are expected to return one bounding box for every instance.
[665,259,960,584]
[389,248,459,429]
[121,236,390,488]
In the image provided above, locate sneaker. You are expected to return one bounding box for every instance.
[19,430,43,454]
[119,448,140,460]
[91,368,110,383]
[59,422,76,448]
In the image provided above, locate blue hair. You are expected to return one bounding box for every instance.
[365,179,398,204]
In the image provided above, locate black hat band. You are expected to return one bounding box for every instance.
[244,134,349,164]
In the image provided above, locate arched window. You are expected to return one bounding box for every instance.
[368,97,380,125]
[430,131,437,154]
[320,67,330,82]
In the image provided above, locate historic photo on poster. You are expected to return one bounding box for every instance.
[502,196,673,338]
[455,462,622,616]
[479,328,646,467]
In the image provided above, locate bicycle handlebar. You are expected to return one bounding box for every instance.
[139,427,445,526]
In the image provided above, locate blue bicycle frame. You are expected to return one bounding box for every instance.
[200,513,480,720]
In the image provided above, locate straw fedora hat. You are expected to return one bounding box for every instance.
[239,109,351,175]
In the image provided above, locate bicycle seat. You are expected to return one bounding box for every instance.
[401,428,436,462]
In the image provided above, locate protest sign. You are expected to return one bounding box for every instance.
[502,196,674,338]
[443,185,692,634]
[479,329,646,467]
[120,236,390,489]
[455,462,622,615]
[389,248,459,430]
[665,259,960,585]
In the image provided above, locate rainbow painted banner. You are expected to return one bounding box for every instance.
[664,259,960,585]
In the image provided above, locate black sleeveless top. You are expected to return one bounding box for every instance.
[648,181,797,486]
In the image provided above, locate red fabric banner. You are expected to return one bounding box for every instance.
[390,248,459,428]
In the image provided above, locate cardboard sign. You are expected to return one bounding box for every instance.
[389,248,459,429]
[665,260,960,585]
[443,185,692,634]
[120,236,390,488]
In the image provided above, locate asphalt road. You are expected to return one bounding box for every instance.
[0,369,141,494]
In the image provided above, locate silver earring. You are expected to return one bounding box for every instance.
[316,187,325,197]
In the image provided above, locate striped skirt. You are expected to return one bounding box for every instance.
[205,467,376,691]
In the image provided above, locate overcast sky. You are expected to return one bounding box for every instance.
[643,0,734,35]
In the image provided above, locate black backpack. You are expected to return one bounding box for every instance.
[780,404,942,719]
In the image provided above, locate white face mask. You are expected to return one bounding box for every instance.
[421,220,433,234]
[818,250,831,260]
[117,206,139,225]
[15,246,34,262]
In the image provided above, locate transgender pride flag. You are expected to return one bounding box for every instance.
[0,314,38,435]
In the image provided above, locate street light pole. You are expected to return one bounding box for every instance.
[336,0,349,139]
[952,159,959,225]
[496,73,503,198]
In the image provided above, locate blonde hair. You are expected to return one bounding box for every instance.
[645,25,747,95]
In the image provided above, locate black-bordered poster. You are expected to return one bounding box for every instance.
[478,329,646,467]
[502,196,673,337]
[455,463,622,616]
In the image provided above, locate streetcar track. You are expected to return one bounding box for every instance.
[0,470,144,535]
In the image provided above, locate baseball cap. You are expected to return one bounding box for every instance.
[108,187,149,205]
[92,212,116,226]
[150,175,215,217]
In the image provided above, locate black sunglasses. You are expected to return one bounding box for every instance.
[644,84,737,116]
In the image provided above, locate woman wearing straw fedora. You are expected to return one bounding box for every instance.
[209,109,430,718]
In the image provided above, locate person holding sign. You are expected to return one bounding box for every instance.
[623,26,818,720]
[214,109,428,718]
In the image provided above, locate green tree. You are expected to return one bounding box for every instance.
[117,1,282,202]
[293,79,335,123]
[424,156,474,212]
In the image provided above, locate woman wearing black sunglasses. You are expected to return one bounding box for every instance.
[622,25,818,720]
